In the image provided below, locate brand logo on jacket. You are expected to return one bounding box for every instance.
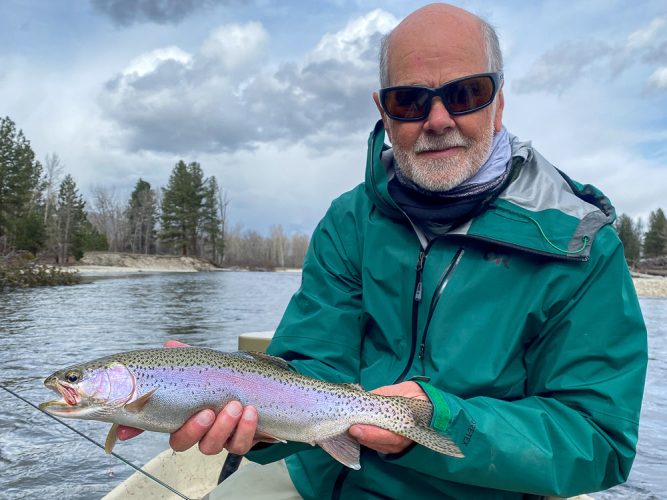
[483,251,510,269]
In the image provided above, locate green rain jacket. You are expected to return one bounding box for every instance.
[246,121,648,499]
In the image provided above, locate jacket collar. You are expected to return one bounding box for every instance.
[364,120,614,261]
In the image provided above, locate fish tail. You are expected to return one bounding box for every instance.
[398,424,464,458]
[400,397,464,458]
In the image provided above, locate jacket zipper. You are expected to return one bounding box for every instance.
[394,245,463,384]
[417,247,464,375]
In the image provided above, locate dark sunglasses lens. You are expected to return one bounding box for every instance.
[444,76,495,113]
[384,88,431,119]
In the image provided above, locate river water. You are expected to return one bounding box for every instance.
[0,272,664,499]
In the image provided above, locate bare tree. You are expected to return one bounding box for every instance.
[88,187,129,252]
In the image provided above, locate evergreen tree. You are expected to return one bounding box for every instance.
[200,176,224,263]
[56,174,87,263]
[127,178,157,254]
[0,116,45,253]
[643,208,667,258]
[615,213,642,266]
[160,161,205,256]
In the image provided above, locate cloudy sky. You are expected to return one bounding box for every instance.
[1,0,666,234]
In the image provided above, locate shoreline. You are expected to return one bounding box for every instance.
[71,264,667,298]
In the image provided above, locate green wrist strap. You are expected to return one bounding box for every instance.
[415,381,452,431]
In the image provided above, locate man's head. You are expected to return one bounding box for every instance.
[373,3,504,192]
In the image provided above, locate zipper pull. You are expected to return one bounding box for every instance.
[414,249,425,302]
[419,343,425,359]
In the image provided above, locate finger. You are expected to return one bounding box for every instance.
[117,425,144,441]
[197,401,244,455]
[226,406,258,455]
[169,409,216,452]
[349,424,411,454]
[164,340,189,348]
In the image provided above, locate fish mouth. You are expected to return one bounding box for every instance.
[39,379,82,414]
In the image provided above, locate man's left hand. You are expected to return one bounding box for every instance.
[348,381,428,455]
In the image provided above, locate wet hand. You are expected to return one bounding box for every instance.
[348,381,428,455]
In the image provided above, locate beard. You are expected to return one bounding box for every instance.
[392,117,495,193]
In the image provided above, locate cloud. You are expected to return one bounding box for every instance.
[514,16,667,95]
[91,0,217,27]
[647,66,667,91]
[99,9,398,154]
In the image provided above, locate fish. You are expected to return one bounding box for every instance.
[39,347,463,469]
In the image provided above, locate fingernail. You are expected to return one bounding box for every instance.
[226,402,242,418]
[196,410,215,426]
[242,406,256,421]
[349,427,362,439]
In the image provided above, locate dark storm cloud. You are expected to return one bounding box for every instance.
[91,0,218,26]
[99,13,394,154]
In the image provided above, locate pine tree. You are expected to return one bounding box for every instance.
[643,208,667,258]
[200,176,225,263]
[56,174,87,263]
[615,213,642,266]
[0,116,45,253]
[127,178,157,254]
[160,161,205,256]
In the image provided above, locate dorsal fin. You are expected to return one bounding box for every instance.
[243,351,294,371]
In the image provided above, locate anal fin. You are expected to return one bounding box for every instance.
[105,423,119,454]
[254,430,287,444]
[316,432,361,470]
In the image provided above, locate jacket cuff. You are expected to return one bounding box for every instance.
[415,381,452,431]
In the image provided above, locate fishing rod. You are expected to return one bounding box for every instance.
[0,383,193,500]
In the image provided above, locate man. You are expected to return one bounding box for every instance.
[121,3,647,498]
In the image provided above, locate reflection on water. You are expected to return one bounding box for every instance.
[0,273,664,499]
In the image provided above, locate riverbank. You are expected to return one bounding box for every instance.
[632,274,667,298]
[73,252,667,297]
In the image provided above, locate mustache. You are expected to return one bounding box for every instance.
[413,132,470,153]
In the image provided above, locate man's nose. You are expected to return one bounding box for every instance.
[424,97,456,133]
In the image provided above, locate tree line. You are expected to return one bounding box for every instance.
[615,208,667,266]
[0,116,309,269]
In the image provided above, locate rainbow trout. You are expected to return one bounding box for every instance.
[39,347,463,468]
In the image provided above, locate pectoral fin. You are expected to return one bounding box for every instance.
[105,423,119,454]
[316,433,361,470]
[124,388,157,413]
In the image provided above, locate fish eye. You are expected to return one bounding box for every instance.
[65,371,80,383]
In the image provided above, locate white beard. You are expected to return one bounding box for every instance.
[393,117,495,193]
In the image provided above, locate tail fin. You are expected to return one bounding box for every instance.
[399,424,464,458]
[401,397,464,458]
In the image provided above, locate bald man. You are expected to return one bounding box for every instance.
[127,4,647,499]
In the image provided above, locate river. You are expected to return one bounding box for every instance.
[0,271,664,499]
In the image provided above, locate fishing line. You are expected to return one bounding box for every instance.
[0,383,193,500]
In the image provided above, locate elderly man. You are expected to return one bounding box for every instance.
[122,3,647,499]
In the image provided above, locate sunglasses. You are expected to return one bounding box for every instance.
[379,72,503,121]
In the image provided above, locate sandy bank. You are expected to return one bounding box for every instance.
[73,252,220,275]
[632,275,667,298]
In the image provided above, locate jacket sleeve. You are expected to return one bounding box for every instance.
[384,227,648,497]
[246,198,365,465]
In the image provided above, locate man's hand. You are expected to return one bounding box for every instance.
[348,381,428,455]
[117,340,259,455]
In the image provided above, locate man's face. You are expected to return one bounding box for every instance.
[373,12,504,192]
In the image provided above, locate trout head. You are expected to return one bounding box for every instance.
[39,362,136,420]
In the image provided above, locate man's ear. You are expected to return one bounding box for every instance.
[373,91,392,142]
[493,89,504,133]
